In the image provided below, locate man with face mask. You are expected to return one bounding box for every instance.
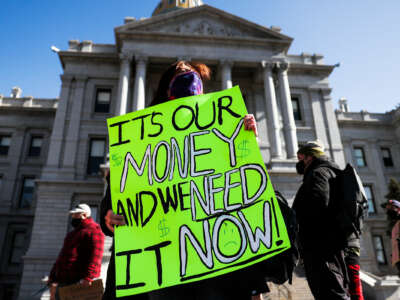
[292,141,350,300]
[48,204,105,300]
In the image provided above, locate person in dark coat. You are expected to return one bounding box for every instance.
[100,61,262,300]
[292,141,350,300]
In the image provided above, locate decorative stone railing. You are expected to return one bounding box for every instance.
[336,110,392,123]
[0,96,58,109]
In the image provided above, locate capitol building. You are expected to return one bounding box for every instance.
[0,1,399,299]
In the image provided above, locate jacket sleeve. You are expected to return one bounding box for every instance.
[303,168,333,218]
[100,174,114,237]
[48,263,58,284]
[83,228,105,281]
[48,237,68,284]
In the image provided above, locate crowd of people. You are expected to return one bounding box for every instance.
[46,60,400,300]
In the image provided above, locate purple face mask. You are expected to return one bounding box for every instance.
[168,71,203,100]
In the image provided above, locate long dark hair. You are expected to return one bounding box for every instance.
[150,61,211,107]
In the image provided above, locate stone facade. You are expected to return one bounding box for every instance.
[0,2,398,300]
[337,104,400,300]
[0,94,57,299]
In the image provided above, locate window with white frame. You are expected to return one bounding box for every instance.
[8,231,26,266]
[19,177,35,208]
[0,135,11,156]
[354,147,367,167]
[28,136,43,157]
[373,235,387,265]
[381,147,394,167]
[87,139,106,175]
[95,88,111,113]
[363,185,376,214]
[291,96,302,121]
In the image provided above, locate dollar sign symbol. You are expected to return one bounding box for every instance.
[112,154,122,166]
[237,140,250,159]
[158,218,170,238]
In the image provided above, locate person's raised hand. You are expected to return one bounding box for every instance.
[49,283,57,300]
[105,209,125,233]
[244,114,258,137]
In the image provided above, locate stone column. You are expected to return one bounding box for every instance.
[221,60,233,90]
[321,89,346,167]
[132,56,148,111]
[395,109,400,140]
[62,76,87,174]
[308,88,329,147]
[367,139,388,203]
[277,61,298,159]
[359,222,381,274]
[342,140,354,166]
[43,75,73,176]
[2,127,26,207]
[19,189,74,299]
[116,52,133,116]
[261,60,282,159]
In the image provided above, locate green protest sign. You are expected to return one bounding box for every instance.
[107,86,290,297]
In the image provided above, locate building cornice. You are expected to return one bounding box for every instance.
[58,51,119,69]
[289,63,335,76]
[336,111,393,126]
[0,97,58,112]
[306,85,332,93]
[116,30,291,49]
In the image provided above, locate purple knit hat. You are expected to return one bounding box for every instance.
[168,71,203,100]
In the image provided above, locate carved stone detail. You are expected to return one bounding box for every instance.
[220,59,234,68]
[60,75,74,87]
[276,61,290,72]
[135,55,148,64]
[261,60,274,70]
[119,52,133,62]
[140,17,258,38]
[193,21,215,35]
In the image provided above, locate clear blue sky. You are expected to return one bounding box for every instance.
[1,0,399,112]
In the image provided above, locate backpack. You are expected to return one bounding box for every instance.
[329,163,369,240]
[254,191,299,285]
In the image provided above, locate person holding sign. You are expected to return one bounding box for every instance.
[48,204,105,300]
[101,61,263,300]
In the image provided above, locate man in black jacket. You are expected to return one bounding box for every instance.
[292,141,350,300]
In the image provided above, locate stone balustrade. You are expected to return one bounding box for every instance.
[0,96,58,109]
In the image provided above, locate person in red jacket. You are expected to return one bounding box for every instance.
[48,203,105,300]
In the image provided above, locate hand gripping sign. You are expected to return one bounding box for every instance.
[107,86,290,297]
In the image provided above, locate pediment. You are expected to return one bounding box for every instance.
[116,5,292,42]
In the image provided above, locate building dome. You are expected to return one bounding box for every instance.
[152,0,204,16]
